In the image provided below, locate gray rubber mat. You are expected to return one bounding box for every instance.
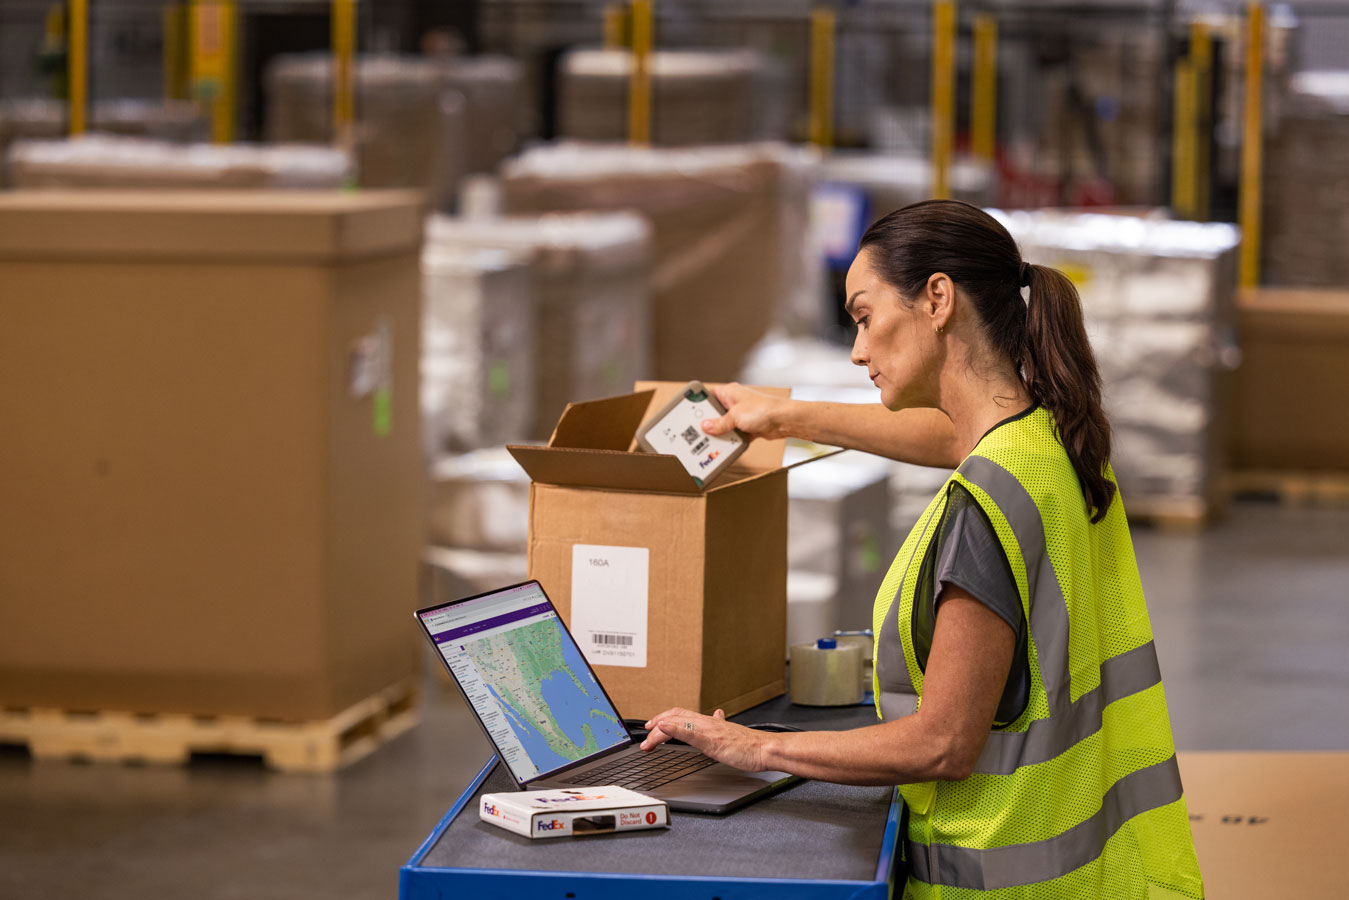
[417,762,895,881]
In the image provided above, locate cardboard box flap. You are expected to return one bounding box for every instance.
[507,445,702,494]
[549,391,657,451]
[634,381,790,473]
[782,446,847,469]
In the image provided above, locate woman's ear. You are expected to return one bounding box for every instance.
[927,272,955,329]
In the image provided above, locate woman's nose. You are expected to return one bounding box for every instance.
[850,333,867,368]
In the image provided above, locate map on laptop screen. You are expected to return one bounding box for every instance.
[419,583,629,782]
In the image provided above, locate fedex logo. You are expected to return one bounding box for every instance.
[536,819,568,832]
[698,450,721,469]
[483,803,501,817]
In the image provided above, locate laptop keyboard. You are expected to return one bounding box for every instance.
[561,747,718,791]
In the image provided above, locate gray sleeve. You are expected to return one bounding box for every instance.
[932,483,1022,634]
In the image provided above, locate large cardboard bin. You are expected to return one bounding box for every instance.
[507,384,803,719]
[1232,287,1349,472]
[0,191,425,721]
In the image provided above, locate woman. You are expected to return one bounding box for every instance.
[639,200,1204,898]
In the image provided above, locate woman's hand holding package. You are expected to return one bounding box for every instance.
[700,383,793,442]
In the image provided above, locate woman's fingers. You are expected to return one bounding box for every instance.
[640,707,695,751]
[701,409,738,436]
[640,708,769,772]
[702,382,785,440]
[638,727,673,751]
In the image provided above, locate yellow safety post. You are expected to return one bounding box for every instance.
[1191,23,1213,220]
[1171,57,1198,218]
[970,15,997,163]
[628,0,653,145]
[1240,3,1264,287]
[190,0,238,143]
[163,3,189,101]
[68,0,88,135]
[930,0,956,199]
[809,6,836,150]
[603,3,628,49]
[44,3,64,41]
[332,0,356,153]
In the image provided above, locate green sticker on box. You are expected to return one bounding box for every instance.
[860,530,882,574]
[373,388,392,437]
[488,361,511,398]
[602,358,624,389]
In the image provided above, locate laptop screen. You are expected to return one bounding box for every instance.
[418,582,631,783]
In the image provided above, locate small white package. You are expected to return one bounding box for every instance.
[636,380,746,487]
[480,786,670,839]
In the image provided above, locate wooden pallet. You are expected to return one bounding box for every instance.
[1124,494,1213,534]
[1223,470,1349,507]
[0,679,419,774]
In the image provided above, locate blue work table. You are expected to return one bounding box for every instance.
[401,696,902,900]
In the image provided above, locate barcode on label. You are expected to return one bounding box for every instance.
[592,633,634,646]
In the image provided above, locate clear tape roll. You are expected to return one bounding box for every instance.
[832,632,874,692]
[789,640,865,706]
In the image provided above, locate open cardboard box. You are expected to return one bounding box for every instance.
[507,383,824,718]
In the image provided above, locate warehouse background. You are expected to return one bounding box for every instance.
[1,0,1347,898]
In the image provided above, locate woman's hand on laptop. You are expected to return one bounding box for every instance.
[640,707,770,772]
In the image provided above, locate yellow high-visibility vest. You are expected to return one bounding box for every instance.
[874,405,1204,898]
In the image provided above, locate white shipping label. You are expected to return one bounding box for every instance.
[570,544,649,668]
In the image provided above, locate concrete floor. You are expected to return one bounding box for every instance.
[2,499,1347,900]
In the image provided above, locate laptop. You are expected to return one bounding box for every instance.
[416,579,799,814]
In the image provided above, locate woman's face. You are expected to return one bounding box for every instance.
[845,248,940,411]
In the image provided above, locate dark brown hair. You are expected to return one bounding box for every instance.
[858,199,1116,523]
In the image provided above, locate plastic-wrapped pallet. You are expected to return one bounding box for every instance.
[81,99,210,142]
[425,212,652,440]
[818,152,997,221]
[430,54,524,175]
[8,136,352,189]
[1264,71,1349,287]
[742,335,951,634]
[422,247,534,455]
[427,449,532,553]
[559,48,790,146]
[740,332,872,396]
[787,451,895,648]
[265,54,466,207]
[0,98,207,186]
[501,142,820,379]
[423,546,530,617]
[991,210,1241,517]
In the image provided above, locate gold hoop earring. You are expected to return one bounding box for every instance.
[934,325,944,335]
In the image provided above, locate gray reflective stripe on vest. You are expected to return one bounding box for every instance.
[955,455,1165,774]
[877,496,947,722]
[956,456,1072,714]
[877,570,919,719]
[974,640,1163,774]
[906,754,1185,890]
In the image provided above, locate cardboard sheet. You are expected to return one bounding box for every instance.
[1179,751,1349,899]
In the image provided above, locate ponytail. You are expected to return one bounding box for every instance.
[859,200,1116,523]
[1022,264,1115,523]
